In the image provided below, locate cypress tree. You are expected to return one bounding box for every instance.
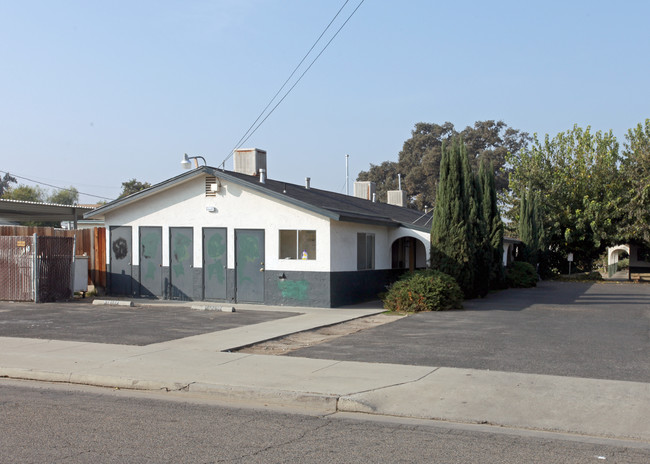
[466,150,487,298]
[478,159,505,289]
[431,137,477,298]
[519,188,540,266]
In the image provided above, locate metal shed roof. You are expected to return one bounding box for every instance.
[0,199,96,226]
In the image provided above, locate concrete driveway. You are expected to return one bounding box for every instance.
[288,281,650,383]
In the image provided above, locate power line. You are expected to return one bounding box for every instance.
[0,170,113,201]
[225,0,351,162]
[219,0,365,169]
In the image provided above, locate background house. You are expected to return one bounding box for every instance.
[627,244,650,281]
[86,149,432,307]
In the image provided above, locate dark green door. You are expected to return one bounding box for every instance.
[110,226,132,296]
[235,229,264,303]
[203,228,227,300]
[139,227,162,297]
[170,227,193,300]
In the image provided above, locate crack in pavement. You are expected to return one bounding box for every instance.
[339,367,441,398]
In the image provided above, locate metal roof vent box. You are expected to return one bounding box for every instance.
[387,190,407,207]
[353,181,376,201]
[234,148,267,177]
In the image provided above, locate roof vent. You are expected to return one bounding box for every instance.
[305,177,311,189]
[387,190,407,207]
[205,176,218,196]
[353,181,375,201]
[234,148,267,176]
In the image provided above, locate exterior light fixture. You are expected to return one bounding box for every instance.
[181,153,207,170]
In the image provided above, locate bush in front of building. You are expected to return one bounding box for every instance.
[383,270,463,312]
[506,261,538,288]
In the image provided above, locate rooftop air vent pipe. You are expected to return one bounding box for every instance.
[259,169,266,184]
[305,177,311,189]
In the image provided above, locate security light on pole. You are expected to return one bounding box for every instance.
[181,153,207,170]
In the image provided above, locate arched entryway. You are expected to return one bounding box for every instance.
[391,236,427,271]
[607,245,629,277]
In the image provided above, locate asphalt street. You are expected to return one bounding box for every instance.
[3,380,648,464]
[288,281,650,382]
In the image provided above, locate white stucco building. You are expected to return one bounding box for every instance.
[86,149,432,307]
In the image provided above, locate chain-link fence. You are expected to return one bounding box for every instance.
[0,236,34,301]
[0,235,75,302]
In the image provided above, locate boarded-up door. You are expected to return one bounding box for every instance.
[110,226,132,296]
[235,229,264,303]
[203,228,227,300]
[139,227,162,297]
[170,227,193,300]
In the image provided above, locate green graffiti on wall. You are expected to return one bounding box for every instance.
[172,232,192,277]
[141,231,160,281]
[237,235,259,284]
[278,280,309,300]
[206,233,226,283]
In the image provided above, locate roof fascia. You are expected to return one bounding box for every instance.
[85,167,341,222]
[84,168,207,219]
[399,222,431,233]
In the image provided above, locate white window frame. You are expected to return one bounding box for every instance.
[279,229,316,260]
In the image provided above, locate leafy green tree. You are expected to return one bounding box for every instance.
[478,159,505,289]
[0,172,17,196]
[507,125,623,272]
[620,119,650,245]
[358,120,529,210]
[356,161,399,205]
[48,187,79,205]
[119,179,151,198]
[397,122,455,210]
[2,184,46,202]
[430,137,479,298]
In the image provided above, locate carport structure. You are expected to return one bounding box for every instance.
[0,199,106,301]
[0,198,95,227]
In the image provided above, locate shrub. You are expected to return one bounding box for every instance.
[383,270,463,312]
[506,261,538,288]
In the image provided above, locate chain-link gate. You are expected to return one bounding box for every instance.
[36,236,75,302]
[0,235,75,302]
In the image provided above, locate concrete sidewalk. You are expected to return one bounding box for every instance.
[1,303,649,444]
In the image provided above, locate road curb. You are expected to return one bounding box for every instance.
[92,300,134,307]
[189,382,338,412]
[1,368,338,413]
[1,367,72,384]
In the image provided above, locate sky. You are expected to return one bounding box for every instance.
[1,0,649,204]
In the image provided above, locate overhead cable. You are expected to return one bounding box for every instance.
[0,170,113,201]
[219,0,365,169]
